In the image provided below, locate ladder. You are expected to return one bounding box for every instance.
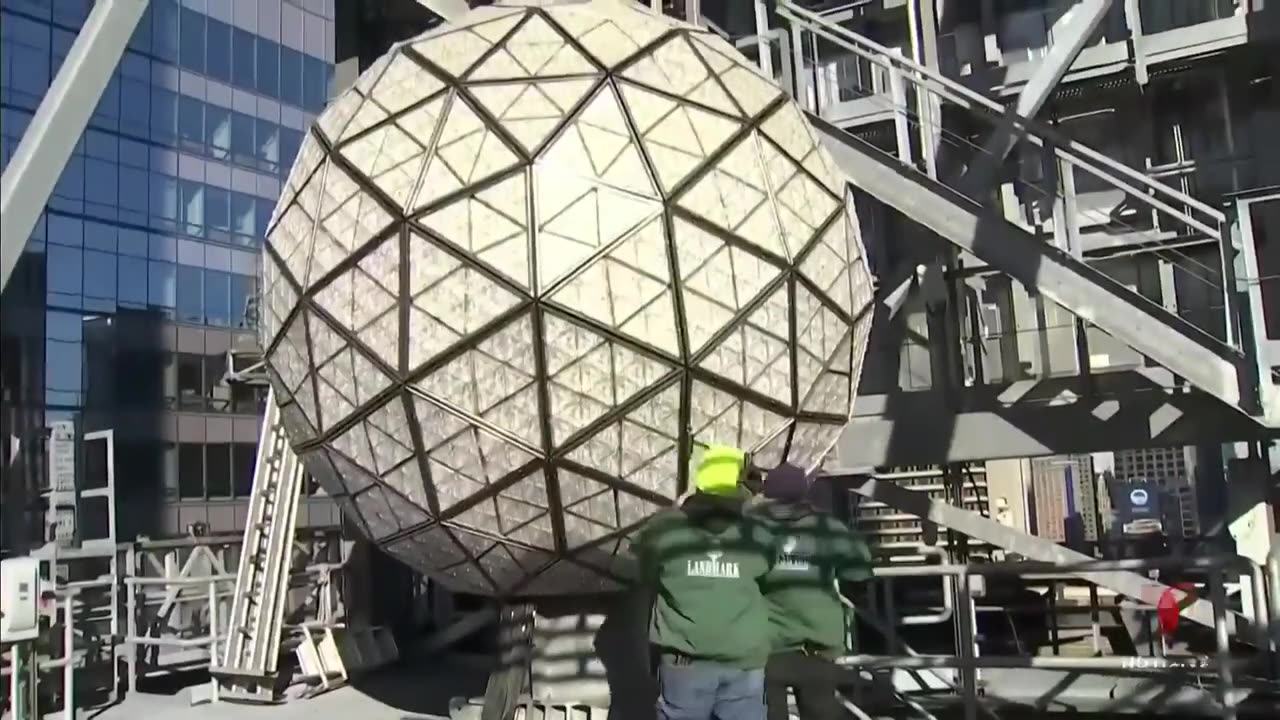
[211,388,305,701]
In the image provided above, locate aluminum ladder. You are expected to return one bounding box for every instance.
[211,389,305,701]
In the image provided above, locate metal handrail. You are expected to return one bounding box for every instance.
[777,0,1226,234]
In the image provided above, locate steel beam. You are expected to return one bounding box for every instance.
[838,372,1270,467]
[812,117,1245,414]
[0,0,148,294]
[831,474,1233,633]
[960,0,1114,192]
[415,0,469,22]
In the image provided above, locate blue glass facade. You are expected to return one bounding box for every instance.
[0,0,335,538]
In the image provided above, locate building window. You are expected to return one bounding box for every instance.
[257,38,280,98]
[233,443,257,497]
[176,264,204,324]
[179,6,206,74]
[233,27,257,90]
[280,47,304,107]
[206,443,232,498]
[204,270,232,327]
[176,352,204,410]
[178,442,204,498]
[206,18,232,84]
[205,105,231,161]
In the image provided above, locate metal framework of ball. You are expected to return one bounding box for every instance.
[259,0,875,596]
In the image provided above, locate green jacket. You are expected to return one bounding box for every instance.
[635,491,775,669]
[751,499,872,657]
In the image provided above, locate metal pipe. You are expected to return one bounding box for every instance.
[1210,569,1237,720]
[63,594,76,720]
[898,548,955,626]
[1268,555,1280,656]
[126,578,137,695]
[870,555,1258,577]
[955,571,978,720]
[207,580,220,703]
[0,0,149,292]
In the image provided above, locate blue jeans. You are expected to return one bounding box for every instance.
[656,659,766,720]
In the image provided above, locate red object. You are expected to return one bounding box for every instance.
[1156,582,1199,636]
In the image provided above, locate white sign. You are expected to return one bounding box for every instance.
[49,421,76,493]
[1129,488,1149,506]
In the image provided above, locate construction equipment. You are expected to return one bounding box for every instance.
[210,391,305,702]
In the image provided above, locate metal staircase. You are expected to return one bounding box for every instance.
[211,389,305,701]
[775,0,1271,425]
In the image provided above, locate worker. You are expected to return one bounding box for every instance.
[752,463,872,720]
[635,445,775,720]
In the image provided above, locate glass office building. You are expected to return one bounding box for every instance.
[0,0,340,549]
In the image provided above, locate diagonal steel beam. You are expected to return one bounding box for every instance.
[415,0,470,23]
[834,474,1236,634]
[0,0,149,293]
[959,0,1114,193]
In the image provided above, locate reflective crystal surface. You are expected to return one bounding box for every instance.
[261,0,874,596]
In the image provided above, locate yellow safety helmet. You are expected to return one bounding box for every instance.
[692,445,747,496]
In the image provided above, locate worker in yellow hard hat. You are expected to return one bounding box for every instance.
[635,444,776,720]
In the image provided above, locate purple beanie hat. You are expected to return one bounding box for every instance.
[763,462,810,502]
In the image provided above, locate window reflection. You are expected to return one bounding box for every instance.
[206,19,232,84]
[231,274,256,329]
[181,181,204,237]
[256,38,279,98]
[150,88,177,143]
[148,260,176,309]
[117,256,148,307]
[231,192,256,240]
[83,250,118,300]
[47,245,84,295]
[177,264,203,323]
[233,27,257,89]
[179,6,206,74]
[231,111,255,167]
[152,0,179,63]
[205,105,231,161]
[178,95,204,152]
[280,48,303,107]
[204,270,232,327]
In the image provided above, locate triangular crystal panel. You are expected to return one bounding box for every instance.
[566,381,681,499]
[542,313,673,447]
[758,136,841,259]
[468,78,596,154]
[787,421,844,471]
[410,10,524,78]
[688,34,783,118]
[547,216,677,356]
[313,234,400,368]
[538,84,657,199]
[421,172,532,289]
[339,96,447,210]
[689,379,789,455]
[534,171,660,292]
[405,231,523,372]
[365,52,446,116]
[310,160,395,289]
[697,285,792,403]
[410,93,521,212]
[545,5,671,68]
[621,35,738,117]
[760,101,845,196]
[469,13,596,80]
[618,81,741,194]
[677,134,788,260]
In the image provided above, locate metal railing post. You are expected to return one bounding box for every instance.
[63,593,76,720]
[125,576,137,695]
[207,580,220,704]
[1210,568,1237,720]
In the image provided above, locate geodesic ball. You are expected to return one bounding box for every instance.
[258,0,875,596]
